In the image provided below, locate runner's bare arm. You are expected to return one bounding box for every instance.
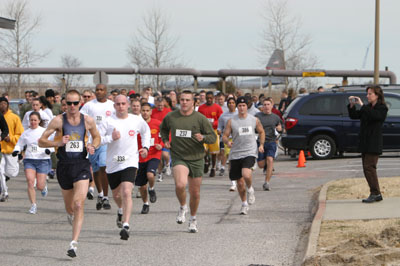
[38,115,63,148]
[222,119,232,147]
[85,115,101,150]
[256,118,265,147]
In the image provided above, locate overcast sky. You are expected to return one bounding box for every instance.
[3,0,400,86]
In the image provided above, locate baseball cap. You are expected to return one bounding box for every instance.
[128,90,136,96]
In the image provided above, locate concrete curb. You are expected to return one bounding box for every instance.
[302,180,335,263]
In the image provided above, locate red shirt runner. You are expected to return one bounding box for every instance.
[151,107,171,122]
[198,103,223,130]
[138,118,164,163]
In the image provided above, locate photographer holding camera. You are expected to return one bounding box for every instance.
[348,86,388,203]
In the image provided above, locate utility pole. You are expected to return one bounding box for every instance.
[374,0,380,84]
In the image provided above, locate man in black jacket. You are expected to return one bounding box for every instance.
[0,112,9,198]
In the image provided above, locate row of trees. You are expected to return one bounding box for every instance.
[0,0,317,95]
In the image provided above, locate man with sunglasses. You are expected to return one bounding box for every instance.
[80,84,115,211]
[39,89,100,257]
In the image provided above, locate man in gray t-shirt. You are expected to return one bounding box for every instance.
[255,98,282,191]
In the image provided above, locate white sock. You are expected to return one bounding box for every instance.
[247,186,254,193]
[181,204,187,210]
[242,201,249,207]
[149,186,154,191]
[144,202,149,205]
[190,215,196,221]
[122,222,129,229]
[231,180,236,186]
[118,208,123,215]
[98,191,104,198]
[221,166,225,170]
[89,187,94,193]
[103,196,108,200]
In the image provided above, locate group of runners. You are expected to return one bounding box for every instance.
[0,85,284,258]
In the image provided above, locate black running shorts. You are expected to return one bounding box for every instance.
[107,167,137,190]
[135,158,160,187]
[229,156,256,180]
[57,159,92,190]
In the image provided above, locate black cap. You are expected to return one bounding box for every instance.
[45,89,55,98]
[0,97,8,104]
[236,96,248,106]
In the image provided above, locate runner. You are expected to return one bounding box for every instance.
[39,89,100,257]
[198,91,223,177]
[13,112,53,213]
[22,98,52,130]
[100,95,150,240]
[222,96,265,215]
[136,103,163,214]
[217,97,238,190]
[80,84,115,210]
[160,90,216,233]
[0,97,23,202]
[255,98,282,191]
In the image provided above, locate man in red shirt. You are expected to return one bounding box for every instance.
[198,91,223,177]
[136,103,163,214]
[151,97,172,181]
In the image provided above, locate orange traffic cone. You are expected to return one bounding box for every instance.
[297,150,306,168]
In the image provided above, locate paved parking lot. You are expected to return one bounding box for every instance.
[1,152,399,266]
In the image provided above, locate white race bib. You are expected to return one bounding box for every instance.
[66,141,83,152]
[176,129,192,138]
[95,115,103,124]
[239,126,252,136]
[150,138,155,146]
[208,118,214,123]
[113,155,129,164]
[30,144,39,153]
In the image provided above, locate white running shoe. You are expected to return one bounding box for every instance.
[229,184,237,192]
[240,205,249,215]
[176,206,187,224]
[41,185,48,197]
[157,173,163,182]
[29,204,37,214]
[67,241,78,258]
[188,219,198,233]
[166,165,171,176]
[247,187,255,205]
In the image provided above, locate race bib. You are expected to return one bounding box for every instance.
[113,155,129,164]
[95,115,103,124]
[239,126,252,136]
[66,141,83,152]
[176,129,192,138]
[150,138,155,146]
[208,118,214,123]
[30,144,38,153]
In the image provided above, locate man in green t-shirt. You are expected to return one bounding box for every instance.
[45,89,62,115]
[160,90,216,233]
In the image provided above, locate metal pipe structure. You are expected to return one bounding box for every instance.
[374,0,380,84]
[0,67,396,84]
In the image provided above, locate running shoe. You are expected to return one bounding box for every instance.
[102,198,111,210]
[188,219,198,233]
[48,170,55,179]
[29,204,37,214]
[263,182,270,191]
[162,166,167,174]
[165,165,171,176]
[41,185,48,197]
[176,206,187,224]
[219,168,225,176]
[209,168,216,177]
[141,204,149,214]
[240,205,249,215]
[0,194,8,202]
[96,196,102,210]
[67,241,78,258]
[116,212,123,228]
[148,189,157,203]
[87,188,94,200]
[157,173,163,182]
[120,225,130,240]
[67,214,74,226]
[247,188,255,205]
[229,184,237,192]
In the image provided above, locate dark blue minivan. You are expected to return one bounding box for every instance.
[281,91,400,159]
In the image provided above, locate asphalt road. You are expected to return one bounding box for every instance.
[1,152,399,266]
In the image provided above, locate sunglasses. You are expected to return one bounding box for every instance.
[66,101,80,106]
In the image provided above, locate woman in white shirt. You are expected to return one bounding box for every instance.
[13,112,53,214]
[39,96,54,120]
[22,98,52,130]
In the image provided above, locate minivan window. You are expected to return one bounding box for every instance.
[299,95,343,116]
[283,97,301,117]
[385,96,400,116]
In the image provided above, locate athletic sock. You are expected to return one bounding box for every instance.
[149,187,154,191]
[247,186,254,193]
[103,196,108,200]
[190,215,196,221]
[89,187,94,193]
[242,201,249,207]
[98,191,104,198]
[122,222,129,229]
[144,202,149,205]
[118,208,123,215]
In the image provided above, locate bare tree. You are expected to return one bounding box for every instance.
[0,0,47,96]
[127,7,180,91]
[258,0,318,90]
[54,54,84,93]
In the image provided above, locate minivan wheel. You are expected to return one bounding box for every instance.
[309,135,336,160]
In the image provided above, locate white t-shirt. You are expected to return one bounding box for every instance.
[100,114,151,174]
[80,99,115,136]
[22,110,52,130]
[14,127,54,159]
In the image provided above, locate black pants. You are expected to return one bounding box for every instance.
[361,153,380,195]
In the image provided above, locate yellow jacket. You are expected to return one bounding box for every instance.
[1,109,24,154]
